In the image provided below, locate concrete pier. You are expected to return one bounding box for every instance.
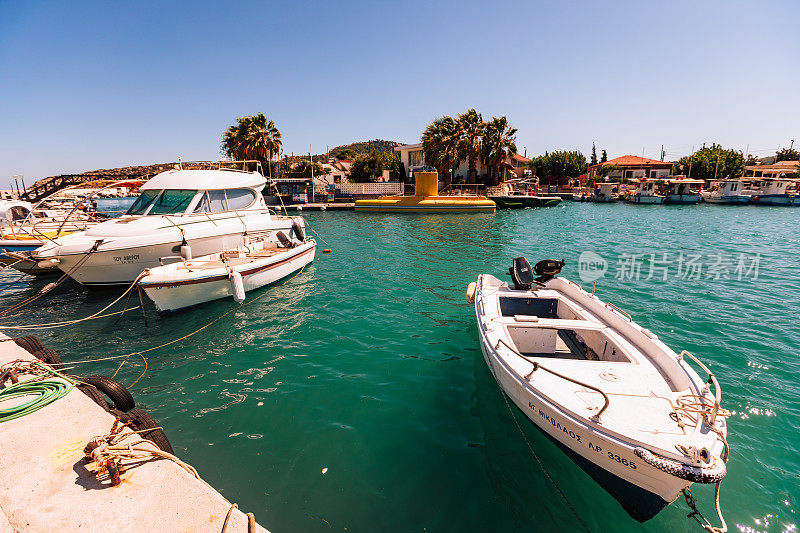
[0,333,268,533]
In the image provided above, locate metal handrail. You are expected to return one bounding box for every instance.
[678,350,721,424]
[605,302,633,322]
[494,337,610,422]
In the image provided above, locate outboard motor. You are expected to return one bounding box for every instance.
[533,259,565,283]
[509,256,535,290]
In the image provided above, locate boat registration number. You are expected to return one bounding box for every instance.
[112,254,140,264]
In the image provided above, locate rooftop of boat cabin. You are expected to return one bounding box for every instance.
[140,168,267,191]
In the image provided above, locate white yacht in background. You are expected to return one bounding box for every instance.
[33,166,303,285]
[700,179,751,204]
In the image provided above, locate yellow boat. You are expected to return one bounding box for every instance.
[354,170,495,213]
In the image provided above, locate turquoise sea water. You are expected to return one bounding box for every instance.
[1,203,798,532]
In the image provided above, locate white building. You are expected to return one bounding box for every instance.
[395,143,528,182]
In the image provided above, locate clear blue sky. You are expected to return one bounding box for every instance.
[1,0,798,188]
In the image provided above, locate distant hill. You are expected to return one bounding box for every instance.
[329,139,401,159]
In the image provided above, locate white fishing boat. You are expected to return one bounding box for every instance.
[467,257,729,523]
[663,178,703,204]
[138,233,315,313]
[749,177,796,206]
[590,182,619,202]
[623,178,665,204]
[33,164,303,285]
[700,179,751,204]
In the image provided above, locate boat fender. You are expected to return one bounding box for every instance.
[180,244,193,260]
[83,375,136,412]
[13,335,45,354]
[36,258,60,269]
[634,447,726,484]
[230,271,246,303]
[126,409,174,454]
[276,231,292,248]
[466,282,477,303]
[32,348,64,370]
[291,220,305,241]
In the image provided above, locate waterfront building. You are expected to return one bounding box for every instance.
[394,143,527,182]
[743,160,799,178]
[587,155,673,182]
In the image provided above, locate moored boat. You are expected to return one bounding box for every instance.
[700,179,751,204]
[624,178,665,204]
[490,194,562,208]
[33,164,302,285]
[467,257,729,522]
[749,177,796,206]
[590,182,619,202]
[663,178,703,204]
[138,233,316,313]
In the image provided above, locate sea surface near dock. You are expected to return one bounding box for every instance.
[1,203,797,532]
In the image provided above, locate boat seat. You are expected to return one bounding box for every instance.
[493,316,607,331]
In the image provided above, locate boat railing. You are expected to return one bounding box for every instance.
[494,337,610,422]
[605,302,633,322]
[677,350,721,424]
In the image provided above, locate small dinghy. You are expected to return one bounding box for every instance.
[138,232,315,313]
[467,257,729,523]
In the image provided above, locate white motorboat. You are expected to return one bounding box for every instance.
[467,257,728,522]
[590,182,619,202]
[700,179,751,204]
[624,178,665,204]
[138,233,315,313]
[33,166,303,285]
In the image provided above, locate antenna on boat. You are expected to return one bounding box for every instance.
[178,156,183,170]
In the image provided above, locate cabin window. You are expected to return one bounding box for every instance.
[126,190,160,215]
[208,190,228,212]
[225,188,256,210]
[147,189,197,215]
[192,192,211,213]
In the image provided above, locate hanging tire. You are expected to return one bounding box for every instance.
[127,409,174,454]
[33,348,64,370]
[83,375,135,412]
[77,383,110,410]
[13,335,45,354]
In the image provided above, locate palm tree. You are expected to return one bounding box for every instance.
[457,109,484,182]
[221,113,282,176]
[422,116,461,185]
[481,116,517,186]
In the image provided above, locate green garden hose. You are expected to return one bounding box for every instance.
[0,362,74,423]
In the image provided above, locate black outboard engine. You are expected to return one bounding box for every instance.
[509,256,535,290]
[533,259,565,283]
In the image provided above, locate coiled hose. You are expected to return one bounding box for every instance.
[0,362,74,423]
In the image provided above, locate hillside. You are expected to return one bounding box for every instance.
[329,139,401,159]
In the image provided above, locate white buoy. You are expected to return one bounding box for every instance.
[230,271,245,303]
[180,244,193,260]
[465,282,477,303]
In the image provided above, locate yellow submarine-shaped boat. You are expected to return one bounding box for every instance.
[354,170,496,213]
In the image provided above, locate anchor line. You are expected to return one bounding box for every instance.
[486,358,590,532]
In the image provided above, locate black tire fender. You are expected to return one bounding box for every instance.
[83,375,135,412]
[291,220,305,241]
[32,348,64,370]
[76,383,110,410]
[127,409,174,454]
[13,335,45,354]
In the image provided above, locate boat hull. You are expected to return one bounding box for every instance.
[751,194,794,206]
[625,195,664,204]
[478,338,685,521]
[140,241,316,313]
[664,194,700,204]
[701,195,751,204]
[490,196,562,208]
[354,195,496,212]
[590,196,616,203]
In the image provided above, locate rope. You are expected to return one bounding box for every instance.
[486,359,590,531]
[0,272,146,330]
[0,360,75,423]
[302,218,331,248]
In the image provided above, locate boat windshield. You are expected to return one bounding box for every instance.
[126,189,198,215]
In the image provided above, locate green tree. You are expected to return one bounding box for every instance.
[600,149,608,163]
[349,151,402,183]
[591,143,598,165]
[776,148,800,162]
[290,159,325,180]
[481,116,517,186]
[221,113,282,176]
[422,116,462,186]
[598,163,622,178]
[335,148,357,160]
[457,109,485,182]
[674,144,744,180]
[526,151,588,186]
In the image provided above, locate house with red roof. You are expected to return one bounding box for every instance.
[587,155,674,182]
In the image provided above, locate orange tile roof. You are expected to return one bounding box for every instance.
[600,155,672,167]
[512,153,530,162]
